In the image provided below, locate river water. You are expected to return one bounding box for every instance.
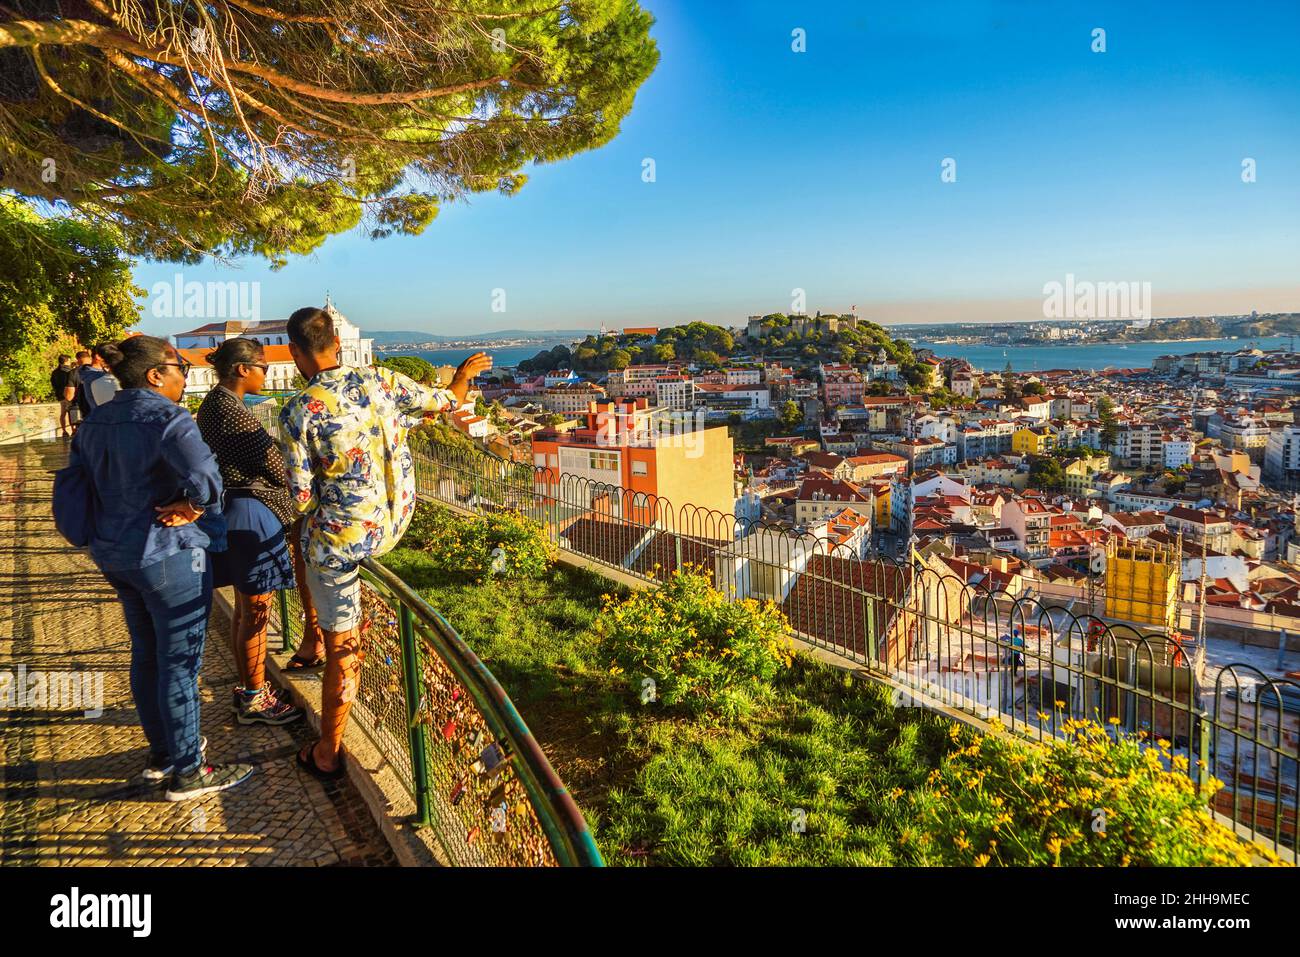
[918,336,1295,372]
[376,341,575,371]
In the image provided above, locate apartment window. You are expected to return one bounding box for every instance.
[589,451,618,471]
[534,453,546,468]
[631,460,648,476]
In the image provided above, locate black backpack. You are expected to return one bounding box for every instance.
[74,368,93,417]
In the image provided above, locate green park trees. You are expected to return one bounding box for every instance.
[1028,457,1066,491]
[518,345,572,374]
[0,1,658,265]
[779,400,802,430]
[0,196,141,400]
[1097,395,1119,449]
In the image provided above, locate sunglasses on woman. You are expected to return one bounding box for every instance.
[157,359,193,377]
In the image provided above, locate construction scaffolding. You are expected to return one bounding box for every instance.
[1104,537,1181,632]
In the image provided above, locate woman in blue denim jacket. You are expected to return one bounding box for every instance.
[69,335,253,802]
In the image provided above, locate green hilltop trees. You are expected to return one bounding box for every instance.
[378,355,440,385]
[515,314,938,385]
[0,0,659,266]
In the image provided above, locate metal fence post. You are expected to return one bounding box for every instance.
[399,602,433,828]
[865,595,878,663]
[1197,710,1211,795]
[277,588,293,653]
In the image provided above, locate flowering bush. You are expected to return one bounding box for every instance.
[403,502,555,583]
[904,718,1280,866]
[597,568,794,719]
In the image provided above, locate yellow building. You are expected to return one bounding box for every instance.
[1064,453,1110,495]
[871,480,891,529]
[1012,427,1056,457]
[1104,539,1180,631]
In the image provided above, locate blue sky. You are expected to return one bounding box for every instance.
[134,0,1300,336]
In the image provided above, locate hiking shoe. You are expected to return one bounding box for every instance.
[142,736,207,783]
[237,683,303,726]
[165,762,254,802]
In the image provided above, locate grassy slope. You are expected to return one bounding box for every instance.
[381,547,963,865]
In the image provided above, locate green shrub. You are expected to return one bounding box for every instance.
[402,502,554,583]
[905,718,1280,866]
[597,568,794,720]
[379,354,439,385]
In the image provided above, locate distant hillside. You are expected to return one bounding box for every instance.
[1122,313,1300,342]
[1222,314,1300,339]
[1121,317,1224,341]
[369,328,596,345]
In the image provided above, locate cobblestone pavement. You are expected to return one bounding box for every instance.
[0,442,395,866]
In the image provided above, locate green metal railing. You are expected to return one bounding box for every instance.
[275,559,602,867]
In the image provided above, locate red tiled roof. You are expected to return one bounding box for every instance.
[1166,506,1228,526]
[630,532,723,580]
[780,556,913,659]
[845,452,907,466]
[1106,510,1165,527]
[179,344,295,366]
[798,478,871,503]
[559,517,644,567]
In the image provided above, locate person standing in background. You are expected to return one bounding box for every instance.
[78,345,121,415]
[50,355,79,437]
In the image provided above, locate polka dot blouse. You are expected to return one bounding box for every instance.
[195,385,296,527]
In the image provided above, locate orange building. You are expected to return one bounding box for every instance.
[531,398,735,525]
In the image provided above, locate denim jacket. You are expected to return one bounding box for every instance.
[70,388,226,571]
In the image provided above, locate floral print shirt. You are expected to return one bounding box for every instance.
[279,366,457,569]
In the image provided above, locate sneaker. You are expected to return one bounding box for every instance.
[231,682,293,712]
[237,683,304,726]
[142,736,208,783]
[165,761,254,802]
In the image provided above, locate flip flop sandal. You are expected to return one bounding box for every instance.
[296,744,345,781]
[283,653,326,673]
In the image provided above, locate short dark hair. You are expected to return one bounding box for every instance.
[57,354,71,364]
[76,350,91,361]
[99,336,172,390]
[91,343,115,362]
[286,307,335,355]
[206,337,264,382]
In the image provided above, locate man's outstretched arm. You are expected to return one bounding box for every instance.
[381,352,493,417]
[446,352,492,407]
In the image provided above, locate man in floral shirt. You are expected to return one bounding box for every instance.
[280,306,490,777]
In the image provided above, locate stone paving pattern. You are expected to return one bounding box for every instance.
[0,442,395,866]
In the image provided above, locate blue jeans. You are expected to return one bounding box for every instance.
[101,548,213,773]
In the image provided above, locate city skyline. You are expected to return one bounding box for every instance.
[132,0,1300,337]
